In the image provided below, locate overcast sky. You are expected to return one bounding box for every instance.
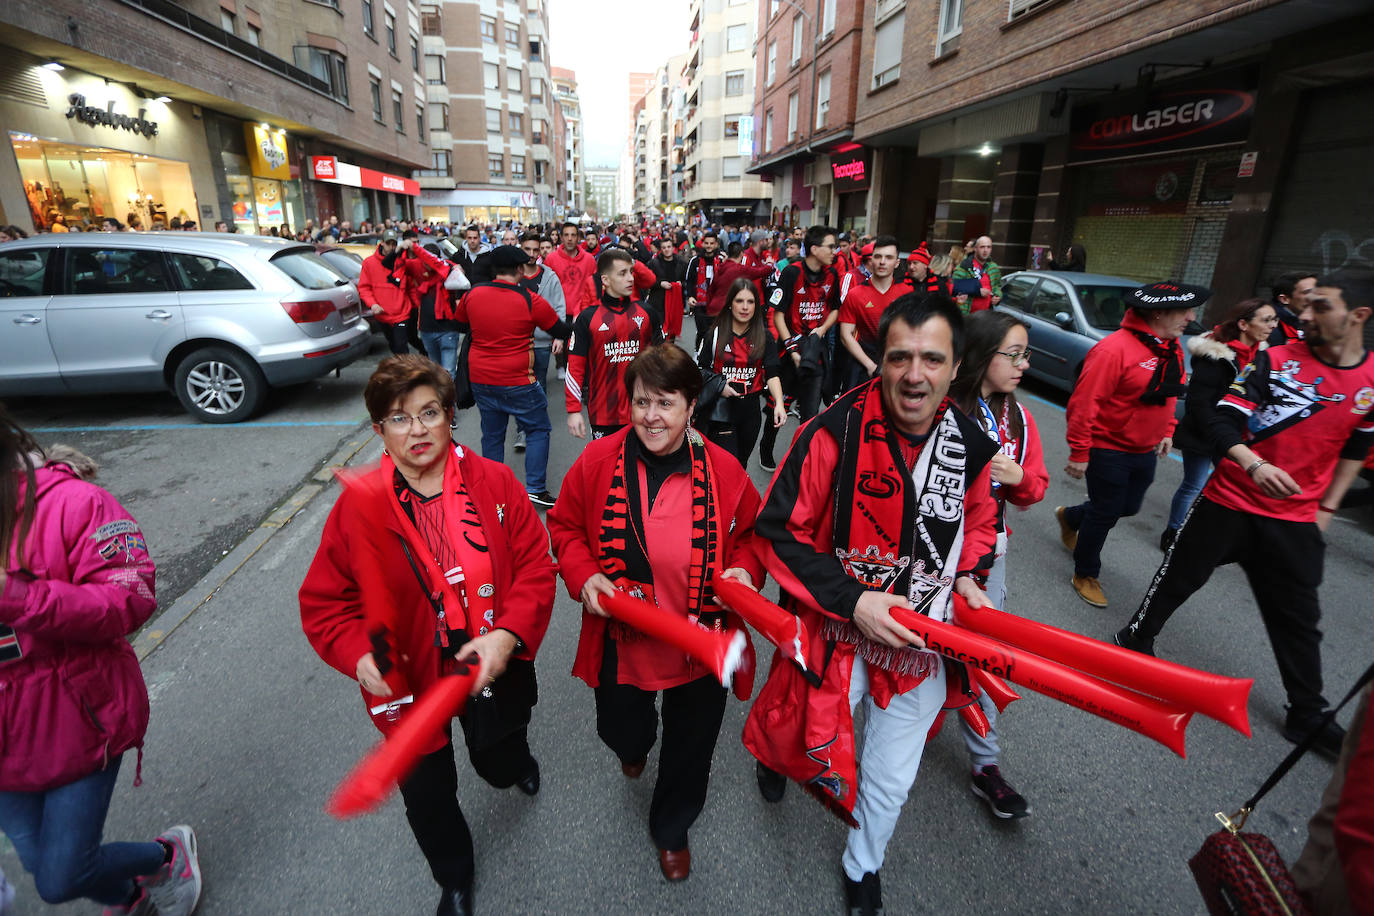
[548,1,690,167]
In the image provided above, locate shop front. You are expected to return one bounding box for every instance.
[417,189,537,226]
[1060,70,1257,286]
[0,55,217,232]
[830,145,871,235]
[310,156,419,225]
[225,122,305,235]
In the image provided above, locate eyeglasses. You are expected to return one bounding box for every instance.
[379,406,446,432]
[996,348,1032,366]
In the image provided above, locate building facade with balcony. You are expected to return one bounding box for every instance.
[552,66,583,216]
[681,0,770,224]
[747,0,866,231]
[847,0,1373,317]
[585,166,618,222]
[0,0,427,234]
[417,0,558,226]
[630,55,689,217]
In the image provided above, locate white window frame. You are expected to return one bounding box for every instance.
[722,156,742,179]
[483,62,500,90]
[873,10,906,88]
[937,0,962,54]
[767,41,776,86]
[821,0,837,37]
[724,70,746,97]
[815,70,831,130]
[726,23,748,53]
[791,14,803,65]
[485,107,501,133]
[765,110,774,152]
[787,91,798,142]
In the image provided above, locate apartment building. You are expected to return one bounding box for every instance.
[584,166,619,222]
[630,54,690,216]
[748,0,866,231]
[417,0,558,226]
[0,0,427,234]
[844,0,1371,314]
[681,0,769,223]
[552,66,584,216]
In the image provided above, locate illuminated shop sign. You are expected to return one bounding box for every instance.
[64,94,159,138]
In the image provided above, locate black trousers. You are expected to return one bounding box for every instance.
[705,394,764,466]
[759,360,822,461]
[1064,447,1157,578]
[1124,495,1329,717]
[381,319,411,355]
[594,641,728,852]
[397,725,535,890]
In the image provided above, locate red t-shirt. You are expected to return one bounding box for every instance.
[454,280,561,386]
[839,278,906,345]
[1207,343,1374,522]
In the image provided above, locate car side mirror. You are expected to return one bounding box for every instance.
[1055,311,1074,329]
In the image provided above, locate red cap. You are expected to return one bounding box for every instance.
[908,241,931,265]
[860,242,875,258]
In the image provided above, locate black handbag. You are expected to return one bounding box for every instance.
[1190,662,1374,915]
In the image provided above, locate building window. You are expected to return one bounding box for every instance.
[220,9,235,33]
[815,70,831,129]
[724,117,741,138]
[532,120,545,143]
[410,34,420,70]
[725,70,745,97]
[425,53,446,85]
[480,16,496,42]
[791,14,803,64]
[246,23,261,46]
[418,150,451,177]
[509,111,524,132]
[822,0,837,36]
[528,39,542,61]
[416,103,425,138]
[787,91,798,142]
[421,8,441,35]
[530,78,543,102]
[392,89,404,131]
[505,25,520,47]
[936,0,960,55]
[361,0,375,37]
[385,12,397,55]
[722,156,742,179]
[726,24,748,53]
[431,102,450,131]
[303,48,350,104]
[511,156,526,179]
[765,110,774,152]
[483,62,500,90]
[370,77,383,122]
[489,156,505,178]
[875,10,906,86]
[766,41,776,85]
[486,108,501,133]
[507,67,522,92]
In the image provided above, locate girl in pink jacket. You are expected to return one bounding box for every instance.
[0,408,202,916]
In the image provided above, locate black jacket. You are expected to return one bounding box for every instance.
[1174,335,1263,455]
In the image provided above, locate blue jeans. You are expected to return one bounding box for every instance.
[1064,447,1157,579]
[420,330,462,379]
[531,346,552,392]
[1166,450,1214,532]
[0,755,164,906]
[471,382,552,493]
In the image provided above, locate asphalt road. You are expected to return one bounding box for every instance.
[3,329,1372,915]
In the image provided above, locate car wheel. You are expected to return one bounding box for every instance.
[173,346,267,423]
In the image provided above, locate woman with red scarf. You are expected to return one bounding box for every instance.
[547,345,764,883]
[696,278,786,466]
[1161,298,1277,550]
[300,355,556,916]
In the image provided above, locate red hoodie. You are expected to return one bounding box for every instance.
[544,244,598,318]
[1065,309,1184,462]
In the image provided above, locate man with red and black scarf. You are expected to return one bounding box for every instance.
[744,293,998,916]
[565,248,665,440]
[684,231,725,341]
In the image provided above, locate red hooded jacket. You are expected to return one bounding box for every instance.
[357,243,447,324]
[544,244,599,317]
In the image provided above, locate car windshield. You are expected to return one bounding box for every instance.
[318,249,363,280]
[271,249,348,290]
[1073,284,1136,331]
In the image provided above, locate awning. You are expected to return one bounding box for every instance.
[310,156,419,196]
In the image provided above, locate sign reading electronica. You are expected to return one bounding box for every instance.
[1069,73,1256,164]
[309,156,419,196]
[830,148,871,192]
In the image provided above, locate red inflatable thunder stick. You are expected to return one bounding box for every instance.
[599,591,751,691]
[712,574,815,681]
[326,662,482,819]
[887,606,1193,757]
[971,668,1022,714]
[953,599,1253,736]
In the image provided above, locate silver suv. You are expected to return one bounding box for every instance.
[0,233,371,422]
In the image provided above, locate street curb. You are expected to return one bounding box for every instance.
[133,428,375,662]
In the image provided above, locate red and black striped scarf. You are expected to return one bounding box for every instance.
[597,429,719,619]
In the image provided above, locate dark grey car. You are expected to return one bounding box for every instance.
[0,233,371,422]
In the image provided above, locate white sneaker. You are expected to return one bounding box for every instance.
[142,825,202,916]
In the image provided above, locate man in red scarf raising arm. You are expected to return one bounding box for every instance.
[743,293,998,916]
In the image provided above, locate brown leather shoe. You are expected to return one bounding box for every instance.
[621,757,647,779]
[1054,506,1078,552]
[1071,575,1107,607]
[659,846,690,882]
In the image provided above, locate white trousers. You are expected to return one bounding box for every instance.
[841,656,947,881]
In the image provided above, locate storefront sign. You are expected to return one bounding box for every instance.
[1238,151,1258,178]
[1069,74,1256,164]
[64,94,158,138]
[311,155,419,196]
[831,149,871,192]
[244,123,291,180]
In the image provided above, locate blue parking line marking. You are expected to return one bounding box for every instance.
[28,420,365,432]
[1016,388,1184,464]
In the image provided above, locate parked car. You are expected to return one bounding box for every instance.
[993,270,1203,392]
[0,232,371,423]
